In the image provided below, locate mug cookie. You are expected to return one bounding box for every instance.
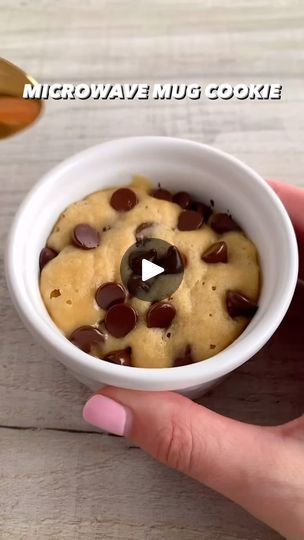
[39,176,260,368]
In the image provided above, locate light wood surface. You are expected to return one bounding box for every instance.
[1,1,303,539]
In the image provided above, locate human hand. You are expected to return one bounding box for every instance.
[83,181,304,539]
[269,180,304,280]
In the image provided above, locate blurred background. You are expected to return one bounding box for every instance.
[1,1,303,539]
[2,1,304,190]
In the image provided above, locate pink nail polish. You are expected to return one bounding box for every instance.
[83,394,132,436]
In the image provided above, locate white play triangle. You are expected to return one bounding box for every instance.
[141,258,164,282]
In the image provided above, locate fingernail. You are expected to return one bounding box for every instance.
[83,394,133,436]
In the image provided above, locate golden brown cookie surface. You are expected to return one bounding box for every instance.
[40,176,260,368]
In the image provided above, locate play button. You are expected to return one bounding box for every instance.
[120,238,185,302]
[142,259,164,282]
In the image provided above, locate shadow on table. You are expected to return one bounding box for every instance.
[198,281,304,425]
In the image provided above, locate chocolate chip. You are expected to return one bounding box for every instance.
[181,252,188,267]
[177,210,203,231]
[191,201,212,221]
[185,344,192,356]
[151,188,172,202]
[127,275,151,296]
[135,236,150,248]
[211,213,240,234]
[105,304,138,337]
[146,302,176,328]
[202,241,228,263]
[173,191,192,209]
[129,248,157,275]
[226,291,258,319]
[72,224,100,249]
[95,282,126,310]
[173,357,189,367]
[135,222,154,240]
[103,348,132,366]
[110,188,138,212]
[39,247,58,271]
[70,326,105,353]
[161,246,184,274]
[173,345,193,367]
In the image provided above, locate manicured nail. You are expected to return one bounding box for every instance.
[83,394,132,436]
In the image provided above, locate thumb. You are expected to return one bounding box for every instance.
[83,388,291,530]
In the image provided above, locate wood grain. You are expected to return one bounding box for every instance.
[1,0,303,538]
[0,429,282,540]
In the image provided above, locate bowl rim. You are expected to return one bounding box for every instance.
[5,136,299,390]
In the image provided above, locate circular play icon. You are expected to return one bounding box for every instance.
[120,238,185,302]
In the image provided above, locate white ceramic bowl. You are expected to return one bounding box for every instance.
[5,137,298,397]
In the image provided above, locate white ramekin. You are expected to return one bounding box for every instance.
[5,137,298,397]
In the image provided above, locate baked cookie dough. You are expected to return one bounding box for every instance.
[39,176,260,368]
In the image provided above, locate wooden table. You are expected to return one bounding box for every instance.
[1,1,303,538]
